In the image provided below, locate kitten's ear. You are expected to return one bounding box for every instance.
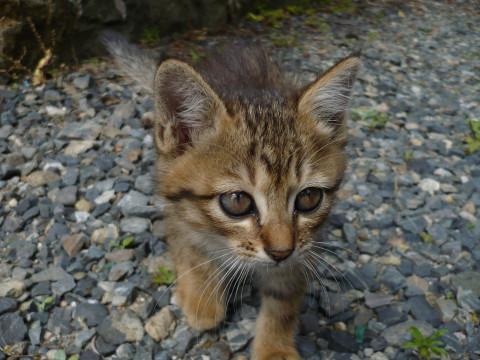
[153,59,227,154]
[298,56,360,134]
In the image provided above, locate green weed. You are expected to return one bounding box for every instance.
[465,119,480,154]
[140,26,161,45]
[402,327,448,360]
[153,266,175,286]
[351,108,389,130]
[420,232,433,244]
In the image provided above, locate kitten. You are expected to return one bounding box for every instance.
[105,34,359,360]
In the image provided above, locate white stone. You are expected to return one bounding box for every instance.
[418,178,440,194]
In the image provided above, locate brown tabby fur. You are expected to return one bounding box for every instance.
[105,35,360,359]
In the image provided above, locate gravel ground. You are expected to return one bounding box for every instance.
[1,1,479,359]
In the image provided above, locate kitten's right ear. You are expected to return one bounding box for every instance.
[153,60,227,155]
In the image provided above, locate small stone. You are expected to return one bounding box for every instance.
[0,279,25,297]
[54,186,77,205]
[73,75,92,90]
[451,271,480,297]
[117,190,149,216]
[134,174,153,194]
[91,224,119,244]
[62,233,86,257]
[0,297,17,315]
[144,307,176,341]
[47,350,67,360]
[98,310,144,344]
[418,178,440,194]
[64,140,95,156]
[0,312,27,345]
[436,299,457,322]
[457,287,480,312]
[75,302,109,327]
[94,190,115,205]
[383,320,434,346]
[381,267,406,291]
[120,217,150,234]
[408,296,442,327]
[25,171,60,187]
[106,249,135,262]
[75,198,92,212]
[108,262,134,281]
[365,293,393,308]
[226,325,251,352]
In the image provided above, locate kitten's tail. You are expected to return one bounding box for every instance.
[102,31,159,93]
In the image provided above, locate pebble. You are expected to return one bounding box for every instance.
[144,306,176,341]
[97,310,144,344]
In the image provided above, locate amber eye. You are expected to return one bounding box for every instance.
[219,192,255,217]
[295,187,323,213]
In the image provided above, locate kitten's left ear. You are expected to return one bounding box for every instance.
[153,59,227,155]
[298,56,360,134]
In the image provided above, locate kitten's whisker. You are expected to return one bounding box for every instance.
[194,255,235,327]
[309,250,361,292]
[151,251,231,313]
[308,251,344,292]
[303,257,331,316]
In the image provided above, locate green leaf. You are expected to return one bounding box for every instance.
[431,347,448,355]
[120,236,135,249]
[153,266,175,286]
[409,326,424,341]
[68,355,80,360]
[432,329,448,338]
[402,341,417,350]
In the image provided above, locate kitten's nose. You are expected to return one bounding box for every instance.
[265,247,293,262]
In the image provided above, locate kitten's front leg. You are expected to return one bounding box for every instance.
[174,251,227,331]
[253,288,304,360]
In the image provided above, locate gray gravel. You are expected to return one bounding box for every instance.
[1,1,479,359]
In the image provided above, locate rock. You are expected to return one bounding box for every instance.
[365,293,394,309]
[47,350,67,360]
[94,190,115,205]
[375,305,407,326]
[144,307,176,341]
[297,336,317,358]
[64,140,95,156]
[75,302,109,327]
[73,74,92,90]
[62,233,86,256]
[383,320,434,346]
[0,312,27,345]
[436,298,457,322]
[408,296,442,327]
[120,217,150,234]
[91,224,119,244]
[54,185,78,205]
[108,261,134,281]
[226,325,251,352]
[117,190,149,215]
[129,292,155,320]
[0,279,25,298]
[105,249,135,262]
[457,287,480,312]
[25,171,60,187]
[98,310,144,345]
[328,331,359,352]
[0,297,17,315]
[451,271,480,297]
[381,267,406,291]
[32,266,72,282]
[418,178,441,194]
[134,174,153,194]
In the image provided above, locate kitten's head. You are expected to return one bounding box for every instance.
[152,54,359,267]
[104,36,359,267]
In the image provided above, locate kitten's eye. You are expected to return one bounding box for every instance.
[295,187,323,213]
[219,192,255,217]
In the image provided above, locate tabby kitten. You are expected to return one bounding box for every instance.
[106,35,359,360]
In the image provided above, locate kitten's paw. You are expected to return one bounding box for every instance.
[176,289,225,331]
[254,350,301,360]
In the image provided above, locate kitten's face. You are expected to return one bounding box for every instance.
[153,55,359,268]
[161,101,347,266]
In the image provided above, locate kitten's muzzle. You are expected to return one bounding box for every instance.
[264,247,293,262]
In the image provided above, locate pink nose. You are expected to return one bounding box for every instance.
[264,248,293,262]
